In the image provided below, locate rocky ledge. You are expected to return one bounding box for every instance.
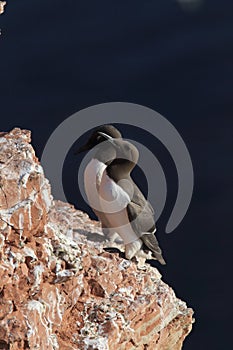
[0,128,194,350]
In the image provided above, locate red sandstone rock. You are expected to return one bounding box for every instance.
[0,128,194,349]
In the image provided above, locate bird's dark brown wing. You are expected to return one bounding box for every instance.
[131,183,155,216]
[127,201,166,265]
[126,199,155,234]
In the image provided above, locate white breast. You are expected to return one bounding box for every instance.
[84,159,139,245]
[98,169,131,213]
[84,158,106,210]
[99,170,139,244]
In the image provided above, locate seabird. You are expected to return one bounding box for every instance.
[77,125,166,265]
[76,125,122,242]
[97,132,166,265]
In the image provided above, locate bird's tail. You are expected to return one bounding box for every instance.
[156,255,166,265]
[141,233,166,265]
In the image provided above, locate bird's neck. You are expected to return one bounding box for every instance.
[93,143,116,165]
[106,159,135,182]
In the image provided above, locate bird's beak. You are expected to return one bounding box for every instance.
[74,142,92,154]
[97,132,119,147]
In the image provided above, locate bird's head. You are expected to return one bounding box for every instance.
[75,124,122,154]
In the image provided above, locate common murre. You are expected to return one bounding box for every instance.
[76,125,122,242]
[97,131,166,265]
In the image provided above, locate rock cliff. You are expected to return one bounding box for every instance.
[0,128,193,350]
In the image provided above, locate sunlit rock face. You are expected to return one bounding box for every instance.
[0,128,193,350]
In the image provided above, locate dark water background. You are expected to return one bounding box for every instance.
[1,1,233,349]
